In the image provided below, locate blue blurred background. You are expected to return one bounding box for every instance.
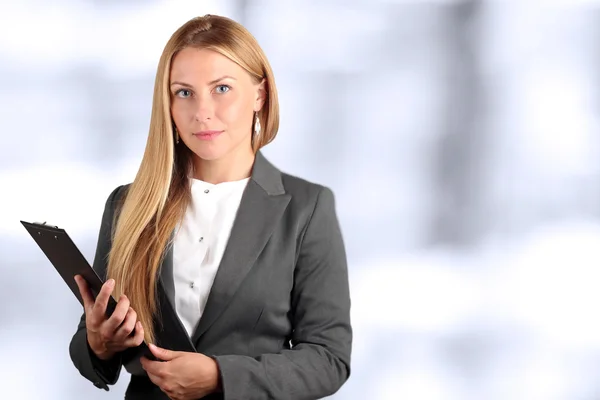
[2,0,600,399]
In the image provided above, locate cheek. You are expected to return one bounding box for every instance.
[217,94,253,129]
[170,102,183,124]
[171,99,194,124]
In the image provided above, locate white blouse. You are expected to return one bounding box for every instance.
[172,177,250,337]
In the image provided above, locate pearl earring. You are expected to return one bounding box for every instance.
[254,112,261,137]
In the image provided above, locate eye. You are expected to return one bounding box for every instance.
[175,89,192,98]
[215,85,230,94]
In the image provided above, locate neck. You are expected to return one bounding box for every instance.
[192,148,256,184]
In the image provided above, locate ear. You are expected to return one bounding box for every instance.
[254,78,267,112]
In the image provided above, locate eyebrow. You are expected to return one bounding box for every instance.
[170,75,236,88]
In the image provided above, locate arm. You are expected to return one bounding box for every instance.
[69,185,125,391]
[214,186,353,400]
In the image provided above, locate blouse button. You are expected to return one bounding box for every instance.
[204,189,210,194]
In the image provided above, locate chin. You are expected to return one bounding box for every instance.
[188,144,230,162]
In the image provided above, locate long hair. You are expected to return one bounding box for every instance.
[106,14,279,344]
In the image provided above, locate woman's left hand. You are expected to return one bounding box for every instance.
[141,343,221,400]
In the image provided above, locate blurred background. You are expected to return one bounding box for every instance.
[1,0,600,399]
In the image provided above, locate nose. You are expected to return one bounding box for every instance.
[194,96,214,121]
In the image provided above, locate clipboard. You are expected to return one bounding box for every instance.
[20,220,156,373]
[20,220,115,312]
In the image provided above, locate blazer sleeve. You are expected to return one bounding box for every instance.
[68,185,125,391]
[213,186,353,400]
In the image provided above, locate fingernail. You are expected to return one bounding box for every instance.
[107,279,115,287]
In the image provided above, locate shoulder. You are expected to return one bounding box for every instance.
[107,183,131,201]
[280,171,337,215]
[103,183,132,212]
[281,172,329,196]
[278,171,343,250]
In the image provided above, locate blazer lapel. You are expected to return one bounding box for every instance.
[158,238,175,307]
[191,152,291,343]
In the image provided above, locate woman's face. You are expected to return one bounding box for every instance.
[169,47,266,162]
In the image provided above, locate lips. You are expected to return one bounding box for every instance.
[193,130,223,140]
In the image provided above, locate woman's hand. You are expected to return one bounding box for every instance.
[74,275,145,361]
[140,344,221,400]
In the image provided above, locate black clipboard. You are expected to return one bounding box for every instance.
[21,220,114,311]
[20,220,156,373]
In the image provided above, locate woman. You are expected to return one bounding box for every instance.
[69,14,352,400]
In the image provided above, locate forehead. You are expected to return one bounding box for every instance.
[170,47,247,84]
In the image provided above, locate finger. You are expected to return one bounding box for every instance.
[103,294,130,333]
[149,343,177,361]
[149,375,175,400]
[113,307,137,342]
[74,275,94,313]
[144,368,163,387]
[123,321,145,348]
[91,278,115,321]
[141,357,165,377]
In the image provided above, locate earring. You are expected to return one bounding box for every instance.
[254,112,261,137]
[174,127,180,144]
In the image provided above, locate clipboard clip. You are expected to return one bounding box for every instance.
[33,221,59,229]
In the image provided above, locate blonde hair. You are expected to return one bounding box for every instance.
[106,15,279,344]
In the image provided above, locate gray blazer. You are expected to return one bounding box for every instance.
[69,152,352,400]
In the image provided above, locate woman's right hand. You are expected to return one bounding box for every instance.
[74,275,145,361]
